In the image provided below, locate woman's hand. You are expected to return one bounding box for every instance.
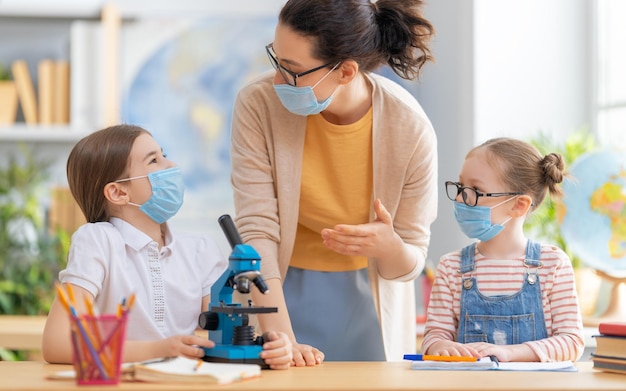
[290,342,325,367]
[260,331,293,370]
[321,198,399,259]
[321,198,416,278]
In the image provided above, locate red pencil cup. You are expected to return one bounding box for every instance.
[70,313,128,385]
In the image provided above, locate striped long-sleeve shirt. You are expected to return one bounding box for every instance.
[422,243,584,362]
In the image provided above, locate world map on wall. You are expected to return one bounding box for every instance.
[560,149,626,277]
[120,15,421,246]
[121,17,276,239]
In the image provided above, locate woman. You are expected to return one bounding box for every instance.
[230,0,437,365]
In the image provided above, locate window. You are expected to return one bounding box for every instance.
[596,0,626,147]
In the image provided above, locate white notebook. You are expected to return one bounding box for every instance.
[132,356,261,384]
[410,357,577,372]
[48,356,262,384]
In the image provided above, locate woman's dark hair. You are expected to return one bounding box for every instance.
[66,124,149,223]
[279,0,434,80]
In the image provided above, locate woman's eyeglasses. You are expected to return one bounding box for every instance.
[445,181,523,207]
[265,43,334,87]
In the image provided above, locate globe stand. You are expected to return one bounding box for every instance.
[582,269,626,327]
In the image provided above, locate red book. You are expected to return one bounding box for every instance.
[598,322,626,337]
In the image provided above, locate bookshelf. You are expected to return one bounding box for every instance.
[0,2,120,144]
[0,125,85,143]
[0,1,286,145]
[0,2,121,239]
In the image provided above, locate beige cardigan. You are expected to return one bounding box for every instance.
[230,71,438,361]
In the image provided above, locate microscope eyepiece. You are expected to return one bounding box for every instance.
[253,276,269,294]
[218,214,243,249]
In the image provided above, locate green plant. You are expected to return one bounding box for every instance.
[0,64,11,81]
[0,145,68,360]
[524,130,599,268]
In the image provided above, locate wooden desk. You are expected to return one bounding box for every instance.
[0,361,624,391]
[0,315,47,350]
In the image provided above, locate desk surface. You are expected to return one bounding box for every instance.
[0,361,624,391]
[0,315,47,350]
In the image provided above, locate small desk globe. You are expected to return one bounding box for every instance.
[560,149,626,324]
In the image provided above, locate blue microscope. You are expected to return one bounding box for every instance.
[198,214,277,368]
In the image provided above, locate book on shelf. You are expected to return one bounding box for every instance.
[13,59,70,127]
[593,334,626,359]
[591,354,626,375]
[53,60,70,124]
[409,357,576,372]
[598,321,626,337]
[37,59,55,125]
[11,59,38,125]
[48,187,86,235]
[0,80,18,125]
[48,356,262,385]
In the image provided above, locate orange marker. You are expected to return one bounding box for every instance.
[403,354,477,362]
[423,355,477,362]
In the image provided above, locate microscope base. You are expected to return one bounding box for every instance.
[202,355,269,369]
[202,345,269,369]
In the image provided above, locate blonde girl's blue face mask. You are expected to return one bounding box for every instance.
[453,197,516,241]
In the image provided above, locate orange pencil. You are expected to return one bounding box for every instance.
[125,293,136,312]
[66,283,77,307]
[81,293,115,378]
[54,282,71,314]
[84,297,97,317]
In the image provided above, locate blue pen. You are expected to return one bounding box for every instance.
[403,354,423,360]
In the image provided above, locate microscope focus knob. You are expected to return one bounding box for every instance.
[198,311,219,330]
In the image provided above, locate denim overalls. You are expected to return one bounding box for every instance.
[457,239,548,344]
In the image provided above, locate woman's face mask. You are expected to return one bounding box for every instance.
[273,63,340,116]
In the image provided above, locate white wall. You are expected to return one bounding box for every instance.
[417,0,476,262]
[474,0,590,143]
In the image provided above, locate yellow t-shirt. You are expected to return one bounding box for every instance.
[290,108,373,272]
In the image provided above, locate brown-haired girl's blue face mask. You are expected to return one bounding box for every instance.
[115,167,185,224]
